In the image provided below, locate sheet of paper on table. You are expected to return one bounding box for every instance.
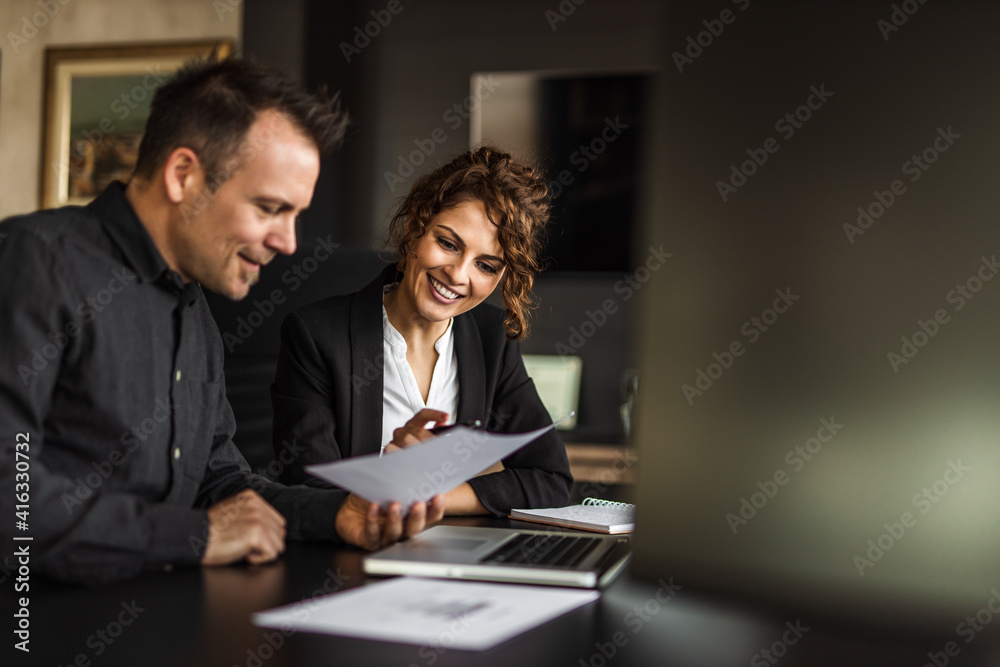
[305,422,556,508]
[252,576,600,651]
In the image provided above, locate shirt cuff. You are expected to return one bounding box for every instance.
[284,487,349,543]
[145,504,211,571]
[466,474,515,517]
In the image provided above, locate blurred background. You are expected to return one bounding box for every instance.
[0,0,661,475]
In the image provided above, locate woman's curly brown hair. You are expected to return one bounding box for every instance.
[387,146,549,340]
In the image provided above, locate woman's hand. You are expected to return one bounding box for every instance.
[381,409,494,516]
[383,408,449,453]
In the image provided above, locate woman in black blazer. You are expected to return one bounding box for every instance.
[271,147,573,525]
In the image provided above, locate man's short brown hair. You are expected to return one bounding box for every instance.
[133,56,348,189]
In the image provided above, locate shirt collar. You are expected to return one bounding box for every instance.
[382,304,407,352]
[434,316,456,354]
[381,303,455,354]
[89,181,202,305]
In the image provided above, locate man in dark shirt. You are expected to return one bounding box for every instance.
[0,57,443,584]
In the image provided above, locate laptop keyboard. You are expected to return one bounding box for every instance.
[480,533,603,568]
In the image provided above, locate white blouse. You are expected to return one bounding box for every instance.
[379,304,459,454]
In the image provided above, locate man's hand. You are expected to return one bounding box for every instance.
[201,489,287,566]
[383,408,449,453]
[335,493,445,551]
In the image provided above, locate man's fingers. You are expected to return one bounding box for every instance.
[379,503,405,548]
[234,493,287,546]
[403,501,427,538]
[260,497,287,529]
[239,489,287,528]
[336,494,443,552]
[426,494,446,524]
[202,489,288,566]
[362,502,381,551]
[221,489,286,534]
[244,524,285,564]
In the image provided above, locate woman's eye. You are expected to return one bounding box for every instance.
[478,262,498,275]
[438,237,457,251]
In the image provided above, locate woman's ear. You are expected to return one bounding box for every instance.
[161,147,203,205]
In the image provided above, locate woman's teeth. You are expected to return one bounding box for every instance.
[430,276,460,300]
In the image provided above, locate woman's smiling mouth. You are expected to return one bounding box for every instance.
[428,275,462,301]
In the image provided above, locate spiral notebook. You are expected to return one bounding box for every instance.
[509,498,636,534]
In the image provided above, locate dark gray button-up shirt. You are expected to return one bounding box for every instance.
[0,183,345,584]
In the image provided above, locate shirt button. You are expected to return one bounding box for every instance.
[174,448,181,460]
[175,369,182,382]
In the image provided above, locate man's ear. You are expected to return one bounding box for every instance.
[162,147,203,205]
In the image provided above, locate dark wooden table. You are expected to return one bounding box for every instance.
[7,516,1000,667]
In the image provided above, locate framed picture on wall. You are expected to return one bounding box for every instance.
[41,40,233,210]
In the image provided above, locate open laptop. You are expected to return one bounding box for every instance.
[363,525,631,589]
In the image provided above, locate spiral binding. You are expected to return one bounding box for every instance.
[581,497,636,511]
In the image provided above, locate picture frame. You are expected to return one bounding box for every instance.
[41,40,233,210]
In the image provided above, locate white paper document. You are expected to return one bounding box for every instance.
[305,423,555,508]
[252,577,600,651]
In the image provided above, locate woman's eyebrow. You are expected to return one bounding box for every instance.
[437,225,465,246]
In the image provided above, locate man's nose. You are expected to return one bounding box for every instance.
[266,215,297,256]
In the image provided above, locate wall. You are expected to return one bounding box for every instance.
[0,0,241,220]
[302,0,660,248]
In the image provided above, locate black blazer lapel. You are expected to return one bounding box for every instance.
[348,264,394,457]
[454,312,487,425]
